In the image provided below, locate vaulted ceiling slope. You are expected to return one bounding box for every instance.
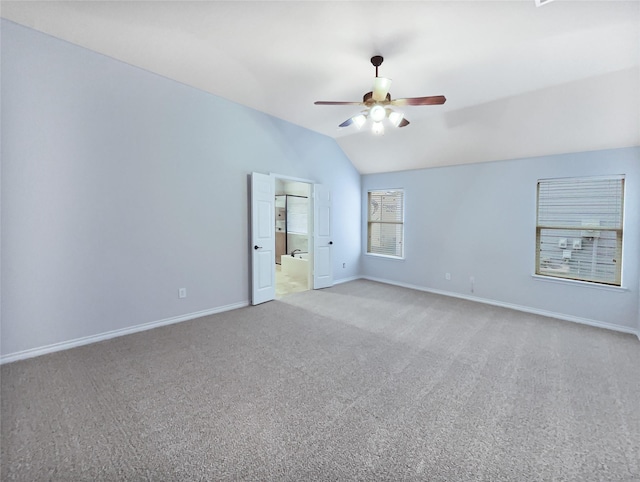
[2,1,639,173]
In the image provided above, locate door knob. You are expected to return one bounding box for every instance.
[329,241,333,245]
[254,245,262,250]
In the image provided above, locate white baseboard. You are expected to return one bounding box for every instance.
[3,277,637,364]
[361,276,640,338]
[0,301,249,365]
[333,275,362,285]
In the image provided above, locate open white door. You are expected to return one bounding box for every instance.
[251,172,275,305]
[313,184,333,289]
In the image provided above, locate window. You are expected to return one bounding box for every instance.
[535,175,624,286]
[367,189,404,258]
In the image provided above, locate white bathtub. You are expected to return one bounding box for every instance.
[281,254,309,286]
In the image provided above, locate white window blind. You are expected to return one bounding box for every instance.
[368,190,404,258]
[536,175,624,286]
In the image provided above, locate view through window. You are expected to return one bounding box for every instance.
[367,189,404,258]
[536,175,624,286]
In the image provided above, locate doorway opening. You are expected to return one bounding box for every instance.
[275,178,311,298]
[251,172,332,305]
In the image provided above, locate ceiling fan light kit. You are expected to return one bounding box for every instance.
[314,56,446,135]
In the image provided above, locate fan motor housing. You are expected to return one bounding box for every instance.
[363,91,391,105]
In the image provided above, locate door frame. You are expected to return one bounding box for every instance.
[251,172,333,304]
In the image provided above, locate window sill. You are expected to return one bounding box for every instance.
[531,274,628,292]
[365,253,405,261]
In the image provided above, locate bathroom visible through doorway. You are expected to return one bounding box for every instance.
[275,178,311,298]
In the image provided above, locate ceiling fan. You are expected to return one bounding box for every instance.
[314,56,446,135]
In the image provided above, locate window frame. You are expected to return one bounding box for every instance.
[367,188,405,259]
[534,175,624,287]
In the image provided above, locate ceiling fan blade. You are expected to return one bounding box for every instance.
[314,101,363,106]
[391,95,446,106]
[372,77,392,102]
[339,117,354,128]
[398,118,410,128]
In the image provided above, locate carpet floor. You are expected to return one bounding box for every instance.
[2,280,639,481]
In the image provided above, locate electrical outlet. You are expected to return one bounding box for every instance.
[179,288,187,299]
[342,263,346,269]
[445,273,451,280]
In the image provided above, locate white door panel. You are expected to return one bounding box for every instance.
[313,184,333,289]
[251,173,275,305]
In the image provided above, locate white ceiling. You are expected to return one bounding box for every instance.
[2,0,639,173]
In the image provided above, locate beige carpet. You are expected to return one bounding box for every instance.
[2,280,639,481]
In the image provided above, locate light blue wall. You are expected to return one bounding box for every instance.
[0,20,361,357]
[362,147,640,332]
[2,20,637,361]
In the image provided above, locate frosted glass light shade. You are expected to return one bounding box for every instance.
[369,105,386,123]
[372,77,392,101]
[389,111,404,127]
[372,122,384,135]
[353,114,367,129]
